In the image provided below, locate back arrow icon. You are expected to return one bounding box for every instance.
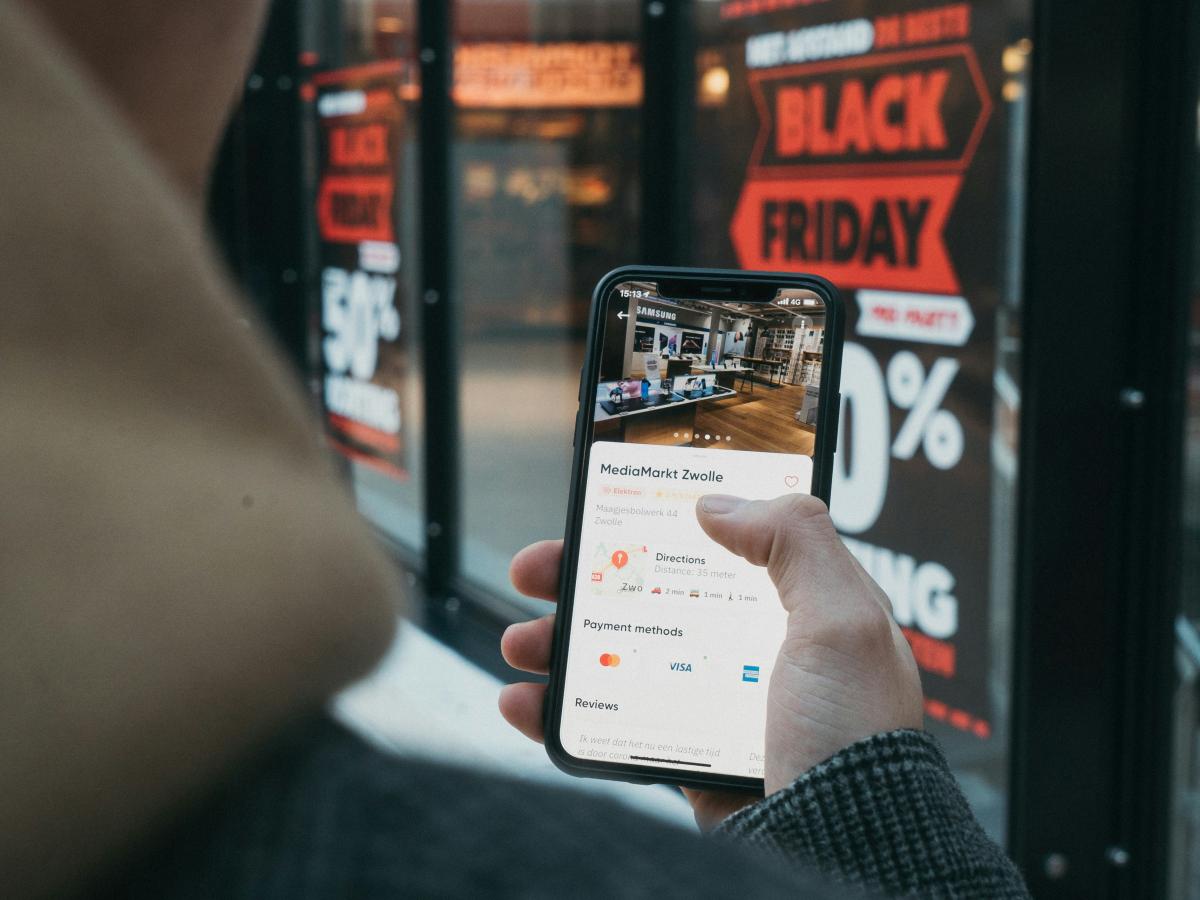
[616,311,629,320]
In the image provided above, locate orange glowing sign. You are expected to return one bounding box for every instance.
[454,42,642,109]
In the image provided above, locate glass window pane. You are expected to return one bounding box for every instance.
[688,0,1032,840]
[453,1,643,611]
[1168,65,1200,900]
[302,0,426,552]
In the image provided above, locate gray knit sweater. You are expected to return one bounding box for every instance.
[92,718,1029,898]
[715,729,1029,897]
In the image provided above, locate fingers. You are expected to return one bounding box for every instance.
[509,540,564,603]
[695,494,861,617]
[680,788,758,832]
[498,682,546,743]
[500,614,555,675]
[501,541,560,743]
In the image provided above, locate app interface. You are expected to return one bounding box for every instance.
[561,280,828,780]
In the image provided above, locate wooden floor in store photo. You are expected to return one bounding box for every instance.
[691,380,816,456]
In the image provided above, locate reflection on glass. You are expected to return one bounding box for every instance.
[454,1,642,610]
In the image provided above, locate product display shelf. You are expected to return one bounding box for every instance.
[783,322,825,386]
[760,327,796,383]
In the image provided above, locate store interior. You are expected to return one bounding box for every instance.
[594,286,826,456]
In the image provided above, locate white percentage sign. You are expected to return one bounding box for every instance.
[886,351,963,470]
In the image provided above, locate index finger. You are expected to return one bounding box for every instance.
[508,539,564,603]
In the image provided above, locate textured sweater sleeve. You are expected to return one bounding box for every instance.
[714,730,1030,899]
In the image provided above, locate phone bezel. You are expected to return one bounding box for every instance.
[544,265,845,793]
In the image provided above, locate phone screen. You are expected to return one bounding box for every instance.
[557,277,835,783]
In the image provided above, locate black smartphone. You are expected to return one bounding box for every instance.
[546,266,844,792]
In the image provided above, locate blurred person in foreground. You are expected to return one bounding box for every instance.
[0,0,1028,897]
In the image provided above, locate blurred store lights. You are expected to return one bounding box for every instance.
[699,64,731,105]
[455,42,642,107]
[1002,38,1031,103]
[1001,37,1033,73]
[332,39,645,109]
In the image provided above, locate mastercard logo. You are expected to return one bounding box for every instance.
[598,653,621,667]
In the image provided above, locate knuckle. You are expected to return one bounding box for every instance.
[777,496,834,545]
[766,495,836,577]
[779,493,830,523]
[807,602,896,659]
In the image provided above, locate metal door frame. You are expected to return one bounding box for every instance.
[1008,0,1198,894]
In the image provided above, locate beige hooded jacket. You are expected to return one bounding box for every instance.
[0,2,401,895]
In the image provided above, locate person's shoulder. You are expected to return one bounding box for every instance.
[95,716,854,899]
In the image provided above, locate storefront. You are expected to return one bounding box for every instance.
[211,1,1199,895]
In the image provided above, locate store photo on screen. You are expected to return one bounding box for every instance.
[592,281,828,458]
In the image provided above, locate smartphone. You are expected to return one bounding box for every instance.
[546,266,844,792]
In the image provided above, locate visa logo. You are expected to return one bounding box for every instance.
[669,662,693,672]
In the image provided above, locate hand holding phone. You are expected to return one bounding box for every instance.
[542,266,859,794]
[500,493,923,827]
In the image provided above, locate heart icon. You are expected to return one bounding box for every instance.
[784,475,799,489]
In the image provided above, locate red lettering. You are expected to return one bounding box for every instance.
[731,175,962,292]
[776,86,805,156]
[833,79,870,153]
[904,69,950,150]
[807,85,834,154]
[903,4,971,44]
[906,309,958,329]
[775,72,948,157]
[869,75,904,152]
[947,5,971,39]
[949,709,972,730]
[873,15,902,48]
[364,88,394,112]
[902,626,957,678]
[330,123,389,167]
[317,174,395,243]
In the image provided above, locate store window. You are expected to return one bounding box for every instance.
[685,1,1031,839]
[296,0,1034,840]
[302,0,426,552]
[453,0,643,610]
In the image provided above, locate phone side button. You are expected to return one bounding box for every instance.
[829,392,841,449]
[572,411,580,447]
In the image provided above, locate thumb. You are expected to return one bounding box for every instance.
[695,493,860,616]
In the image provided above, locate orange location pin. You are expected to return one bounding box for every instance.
[611,550,629,569]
